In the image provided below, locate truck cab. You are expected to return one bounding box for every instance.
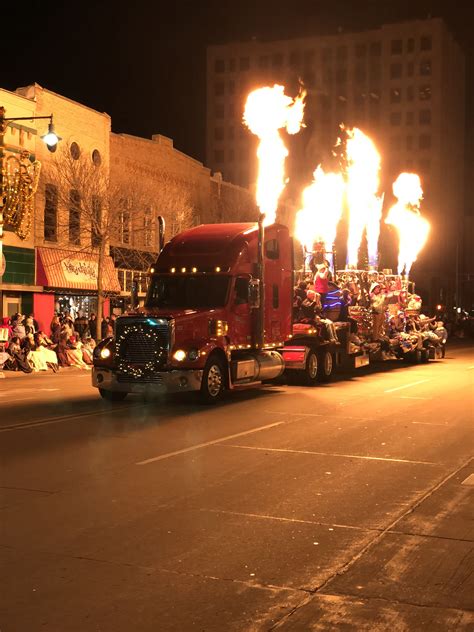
[92,221,294,402]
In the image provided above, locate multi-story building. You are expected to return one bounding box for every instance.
[207,18,465,305]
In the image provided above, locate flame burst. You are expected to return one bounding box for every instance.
[385,173,430,277]
[295,166,345,254]
[244,85,305,226]
[345,128,383,268]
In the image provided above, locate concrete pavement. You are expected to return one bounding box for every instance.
[0,342,473,631]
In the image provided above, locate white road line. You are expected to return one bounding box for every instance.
[219,443,436,465]
[136,421,284,466]
[384,379,431,393]
[412,421,448,427]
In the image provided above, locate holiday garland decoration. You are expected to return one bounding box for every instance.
[115,322,169,379]
[2,150,41,240]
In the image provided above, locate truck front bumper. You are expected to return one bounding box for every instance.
[92,367,203,394]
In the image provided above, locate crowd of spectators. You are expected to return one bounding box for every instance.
[0,311,117,375]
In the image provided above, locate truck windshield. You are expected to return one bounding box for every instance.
[146,275,231,309]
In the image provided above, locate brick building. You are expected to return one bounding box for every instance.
[207,18,465,306]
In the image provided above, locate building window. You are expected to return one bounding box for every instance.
[419,85,432,100]
[44,184,58,242]
[406,111,414,125]
[91,149,101,166]
[336,46,347,61]
[214,59,225,73]
[258,55,269,69]
[336,66,347,83]
[391,39,402,54]
[214,127,224,141]
[228,80,235,94]
[355,65,366,82]
[420,36,432,51]
[420,60,432,76]
[215,103,224,118]
[406,136,413,150]
[390,88,401,103]
[407,38,415,53]
[214,81,225,96]
[69,189,81,245]
[239,57,250,71]
[214,149,224,163]
[390,63,402,79]
[419,134,431,149]
[390,112,402,126]
[322,47,332,62]
[119,209,130,245]
[229,58,236,72]
[407,61,414,77]
[70,142,81,160]
[370,42,381,56]
[289,51,301,67]
[419,109,431,125]
[355,43,366,58]
[406,85,414,101]
[228,103,235,118]
[91,196,101,247]
[272,52,283,67]
[304,49,315,65]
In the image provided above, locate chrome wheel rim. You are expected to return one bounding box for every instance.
[308,353,318,378]
[324,352,333,375]
[207,364,223,397]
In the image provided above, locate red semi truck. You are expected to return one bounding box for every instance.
[91,218,435,403]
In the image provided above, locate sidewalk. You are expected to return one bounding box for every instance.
[0,366,89,379]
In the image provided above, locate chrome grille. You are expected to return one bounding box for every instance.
[117,373,164,384]
[115,318,170,370]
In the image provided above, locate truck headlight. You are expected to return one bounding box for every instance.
[173,349,186,362]
[100,347,111,359]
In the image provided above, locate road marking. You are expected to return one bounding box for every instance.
[384,379,431,393]
[0,404,146,432]
[201,508,380,533]
[461,474,474,486]
[412,421,447,427]
[219,444,436,465]
[136,421,284,465]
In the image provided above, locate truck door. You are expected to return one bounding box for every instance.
[228,275,252,348]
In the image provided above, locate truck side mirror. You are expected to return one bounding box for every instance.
[248,278,260,309]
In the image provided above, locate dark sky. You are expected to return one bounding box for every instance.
[4,0,473,165]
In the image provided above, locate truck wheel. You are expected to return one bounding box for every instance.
[99,388,127,402]
[301,350,319,386]
[200,356,225,404]
[414,349,422,364]
[421,348,430,363]
[317,350,334,382]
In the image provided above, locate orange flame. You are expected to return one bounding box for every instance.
[244,85,305,226]
[345,128,383,267]
[385,173,430,277]
[295,166,345,253]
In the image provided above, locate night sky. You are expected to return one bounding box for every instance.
[4,1,474,167]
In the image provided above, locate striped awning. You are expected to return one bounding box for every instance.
[36,247,121,293]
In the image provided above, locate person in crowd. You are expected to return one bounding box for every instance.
[74,311,89,339]
[7,336,32,373]
[34,332,59,372]
[110,313,117,333]
[50,315,62,344]
[314,262,329,307]
[64,333,90,369]
[88,313,98,340]
[101,317,114,339]
[370,282,389,341]
[29,313,39,331]
[81,336,96,364]
[25,333,48,372]
[56,333,71,367]
[11,314,26,339]
[339,289,360,340]
[0,316,13,343]
[24,317,36,336]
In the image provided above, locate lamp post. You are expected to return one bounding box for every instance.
[0,106,61,279]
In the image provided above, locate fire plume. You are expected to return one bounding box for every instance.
[244,85,305,226]
[295,166,345,253]
[385,173,430,277]
[345,128,383,268]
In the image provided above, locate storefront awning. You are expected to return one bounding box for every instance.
[36,247,121,293]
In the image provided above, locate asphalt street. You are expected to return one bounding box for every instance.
[0,342,473,631]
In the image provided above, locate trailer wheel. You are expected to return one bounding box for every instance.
[200,355,225,404]
[414,349,422,364]
[99,388,127,402]
[317,350,334,382]
[421,348,430,363]
[300,350,319,386]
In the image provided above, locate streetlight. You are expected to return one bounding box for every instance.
[0,106,61,278]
